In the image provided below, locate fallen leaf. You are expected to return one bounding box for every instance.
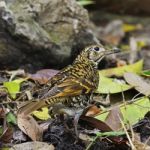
[3,78,26,99]
[17,114,43,141]
[122,24,142,32]
[0,107,14,143]
[124,72,150,96]
[32,107,51,120]
[99,59,143,77]
[141,70,150,77]
[105,106,123,131]
[96,74,132,94]
[80,116,112,133]
[0,127,13,143]
[0,107,5,118]
[80,116,124,143]
[6,112,17,124]
[83,105,101,117]
[28,69,59,84]
[96,97,150,125]
[121,97,150,125]
[10,142,54,150]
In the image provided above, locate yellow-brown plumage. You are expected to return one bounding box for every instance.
[18,45,119,115]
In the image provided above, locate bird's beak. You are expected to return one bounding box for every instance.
[96,47,121,63]
[103,47,121,55]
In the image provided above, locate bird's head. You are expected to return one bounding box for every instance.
[74,44,120,67]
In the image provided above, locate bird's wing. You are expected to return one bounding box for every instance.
[18,77,95,115]
[42,77,95,98]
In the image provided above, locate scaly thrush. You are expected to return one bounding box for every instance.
[18,45,119,115]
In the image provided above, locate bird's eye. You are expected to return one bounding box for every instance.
[94,47,100,51]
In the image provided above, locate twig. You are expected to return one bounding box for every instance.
[85,135,99,150]
[118,115,136,150]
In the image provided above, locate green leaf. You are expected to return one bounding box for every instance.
[32,107,51,120]
[121,97,150,125]
[96,97,150,125]
[99,59,143,77]
[6,112,17,124]
[96,74,132,94]
[3,78,25,99]
[141,70,150,77]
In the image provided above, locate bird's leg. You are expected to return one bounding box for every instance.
[51,103,82,117]
[89,92,94,103]
[51,103,83,136]
[73,109,84,136]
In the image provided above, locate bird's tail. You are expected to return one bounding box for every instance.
[17,97,67,116]
[17,99,47,116]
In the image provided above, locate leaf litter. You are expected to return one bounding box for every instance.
[0,62,150,150]
[0,22,150,150]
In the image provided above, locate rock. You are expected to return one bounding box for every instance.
[0,0,99,72]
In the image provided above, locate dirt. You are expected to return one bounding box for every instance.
[43,117,130,150]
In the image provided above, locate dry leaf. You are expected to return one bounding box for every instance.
[84,105,101,117]
[124,72,150,96]
[10,142,55,150]
[0,107,13,143]
[80,116,124,143]
[105,106,123,131]
[0,127,13,143]
[28,69,59,84]
[17,114,43,141]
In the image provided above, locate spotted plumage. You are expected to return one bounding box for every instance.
[18,45,119,115]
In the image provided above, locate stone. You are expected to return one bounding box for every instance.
[0,0,99,72]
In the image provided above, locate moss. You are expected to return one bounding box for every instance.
[47,23,73,44]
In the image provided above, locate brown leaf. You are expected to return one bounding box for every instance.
[17,114,43,141]
[0,107,5,118]
[80,116,124,143]
[83,105,101,117]
[80,115,112,132]
[0,127,13,143]
[105,106,123,131]
[124,72,150,96]
[0,107,13,143]
[28,69,59,84]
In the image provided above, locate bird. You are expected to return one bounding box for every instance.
[18,44,120,116]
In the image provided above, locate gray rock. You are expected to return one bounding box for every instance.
[0,0,99,72]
